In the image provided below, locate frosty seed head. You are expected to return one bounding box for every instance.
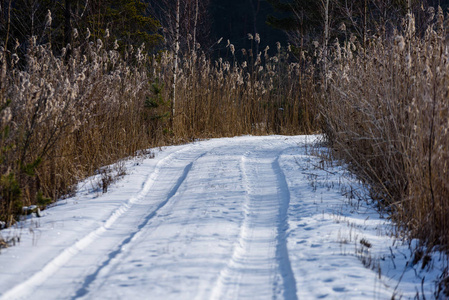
[264,46,269,59]
[1,107,12,124]
[230,44,235,55]
[437,6,444,31]
[394,35,405,51]
[350,34,357,43]
[12,54,19,65]
[77,72,86,82]
[237,73,243,85]
[97,39,103,50]
[247,33,253,40]
[427,7,435,23]
[45,10,52,28]
[406,13,415,37]
[255,55,261,66]
[255,33,260,44]
[30,36,37,48]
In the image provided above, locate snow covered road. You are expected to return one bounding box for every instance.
[0,136,445,299]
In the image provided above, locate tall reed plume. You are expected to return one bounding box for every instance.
[322,9,449,251]
[0,30,318,225]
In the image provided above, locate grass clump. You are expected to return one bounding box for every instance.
[0,29,319,225]
[321,10,449,251]
[0,36,160,224]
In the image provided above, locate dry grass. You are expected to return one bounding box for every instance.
[152,40,319,139]
[0,33,318,225]
[321,10,449,251]
[0,37,155,223]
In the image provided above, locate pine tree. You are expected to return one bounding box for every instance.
[0,0,162,54]
[267,0,322,33]
[87,0,162,50]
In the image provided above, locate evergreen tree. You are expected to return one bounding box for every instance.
[209,0,287,58]
[147,0,211,53]
[0,0,162,55]
[1,0,59,52]
[87,0,162,50]
[266,0,443,49]
[266,0,322,33]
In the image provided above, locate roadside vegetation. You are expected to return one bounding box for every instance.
[322,10,449,252]
[319,11,449,294]
[0,4,318,228]
[0,1,448,289]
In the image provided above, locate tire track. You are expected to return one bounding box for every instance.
[1,137,302,300]
[211,145,298,300]
[210,151,252,300]
[272,155,298,300]
[72,152,207,299]
[0,145,197,300]
[85,144,255,300]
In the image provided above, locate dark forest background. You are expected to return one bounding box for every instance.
[2,0,449,57]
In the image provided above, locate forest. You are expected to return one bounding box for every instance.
[0,0,449,289]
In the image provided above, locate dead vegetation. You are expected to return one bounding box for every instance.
[321,10,449,252]
[0,28,318,226]
[1,7,448,295]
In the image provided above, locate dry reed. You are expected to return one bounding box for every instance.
[0,31,318,225]
[321,10,449,252]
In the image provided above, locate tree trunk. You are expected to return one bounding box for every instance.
[248,0,260,54]
[323,0,329,89]
[171,0,180,124]
[1,0,11,90]
[65,0,72,54]
[363,0,367,49]
[192,0,198,53]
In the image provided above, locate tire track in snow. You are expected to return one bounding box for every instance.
[85,144,255,300]
[210,151,252,300]
[272,154,298,300]
[210,145,298,300]
[0,145,197,300]
[72,151,207,299]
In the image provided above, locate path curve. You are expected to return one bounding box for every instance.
[0,136,305,300]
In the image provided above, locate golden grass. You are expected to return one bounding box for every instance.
[322,11,449,250]
[0,34,318,224]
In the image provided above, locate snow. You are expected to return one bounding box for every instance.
[0,135,446,300]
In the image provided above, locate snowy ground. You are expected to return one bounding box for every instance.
[0,135,447,300]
